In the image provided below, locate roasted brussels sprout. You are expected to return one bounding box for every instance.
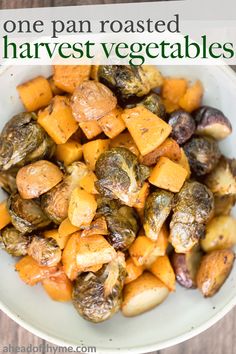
[194,106,232,140]
[138,93,166,119]
[41,162,89,224]
[168,110,196,145]
[204,156,236,196]
[97,197,139,251]
[27,236,61,266]
[183,136,221,176]
[171,246,202,289]
[196,249,234,297]
[95,147,150,207]
[72,252,126,323]
[0,169,17,194]
[0,112,55,171]
[8,193,50,234]
[143,189,174,241]
[0,226,31,256]
[98,65,162,103]
[170,181,214,253]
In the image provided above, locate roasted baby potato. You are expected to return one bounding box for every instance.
[194,106,232,140]
[71,80,117,122]
[144,189,174,241]
[171,246,202,288]
[170,181,214,253]
[16,160,63,199]
[201,216,236,252]
[183,136,221,176]
[196,249,234,297]
[168,109,196,145]
[122,272,169,317]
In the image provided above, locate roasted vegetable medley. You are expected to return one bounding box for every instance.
[0,65,236,322]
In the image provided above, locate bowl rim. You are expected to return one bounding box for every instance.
[0,64,236,354]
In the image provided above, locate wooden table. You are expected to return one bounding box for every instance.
[0,1,236,353]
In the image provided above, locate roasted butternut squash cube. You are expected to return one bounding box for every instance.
[125,258,144,284]
[42,272,72,302]
[79,121,103,139]
[129,233,155,267]
[55,140,82,165]
[133,182,150,209]
[58,218,80,240]
[141,138,181,166]
[98,107,126,138]
[44,229,70,250]
[79,171,98,194]
[179,81,203,113]
[149,157,187,192]
[144,225,169,267]
[149,255,176,291]
[162,78,187,106]
[17,76,53,112]
[110,132,139,157]
[62,233,79,280]
[121,106,172,156]
[82,139,110,170]
[38,96,78,144]
[53,65,91,93]
[68,187,97,227]
[0,200,11,230]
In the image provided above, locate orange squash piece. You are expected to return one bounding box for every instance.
[133,182,150,209]
[55,140,82,165]
[129,232,155,267]
[79,171,98,194]
[44,229,70,250]
[110,132,140,157]
[79,121,103,139]
[38,96,78,144]
[125,258,144,284]
[58,218,80,240]
[68,188,97,227]
[0,200,11,230]
[15,256,57,286]
[81,217,108,237]
[82,139,110,170]
[62,233,80,280]
[162,78,187,107]
[179,80,203,113]
[149,156,188,193]
[53,65,91,93]
[42,272,72,302]
[121,106,172,156]
[17,76,53,112]
[98,107,126,139]
[149,255,176,291]
[144,225,169,267]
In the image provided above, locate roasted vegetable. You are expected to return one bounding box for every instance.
[214,195,236,216]
[0,226,31,256]
[201,216,236,252]
[72,252,126,323]
[183,136,221,176]
[0,200,11,230]
[162,78,188,113]
[149,255,176,291]
[83,139,110,171]
[55,140,83,166]
[196,249,234,297]
[170,181,214,253]
[97,197,139,251]
[125,258,144,284]
[122,272,169,317]
[0,112,55,171]
[0,170,17,194]
[129,231,155,266]
[16,160,63,200]
[15,255,58,286]
[8,193,50,234]
[179,81,203,113]
[95,147,150,207]
[144,190,174,241]
[149,157,188,193]
[194,106,232,140]
[98,107,126,139]
[110,132,139,157]
[138,92,166,119]
[44,229,70,250]
[79,121,103,140]
[171,246,202,288]
[41,162,89,224]
[204,156,236,196]
[121,106,172,156]
[27,236,61,267]
[168,110,196,145]
[141,138,181,166]
[17,76,53,112]
[53,65,91,93]
[71,80,117,122]
[42,272,73,302]
[98,65,162,103]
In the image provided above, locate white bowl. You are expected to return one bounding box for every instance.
[0,65,236,354]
